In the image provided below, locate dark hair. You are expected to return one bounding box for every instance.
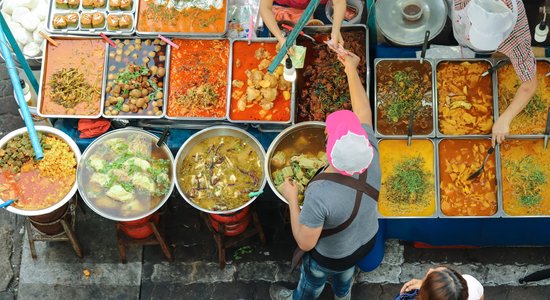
[416,267,469,300]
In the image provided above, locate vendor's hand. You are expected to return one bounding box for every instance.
[492,116,510,147]
[281,177,299,205]
[337,51,360,73]
[331,30,344,47]
[400,279,422,294]
[276,38,295,56]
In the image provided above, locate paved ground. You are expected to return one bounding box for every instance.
[2,62,550,300]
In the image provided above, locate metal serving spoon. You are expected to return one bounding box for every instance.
[467,146,495,180]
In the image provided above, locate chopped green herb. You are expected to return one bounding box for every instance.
[385,156,431,204]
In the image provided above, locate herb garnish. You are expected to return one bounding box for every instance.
[385,156,431,204]
[505,156,546,207]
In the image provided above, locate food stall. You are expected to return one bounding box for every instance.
[1,0,550,271]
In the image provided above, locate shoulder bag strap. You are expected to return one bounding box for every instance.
[309,172,379,201]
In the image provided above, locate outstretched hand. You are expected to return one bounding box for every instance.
[280,177,299,205]
[337,51,360,73]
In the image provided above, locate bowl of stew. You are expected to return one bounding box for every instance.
[174,126,266,214]
[0,126,81,216]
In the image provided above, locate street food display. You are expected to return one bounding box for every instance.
[167,39,229,119]
[39,38,105,118]
[229,41,292,123]
[376,60,433,136]
[77,130,173,220]
[437,61,494,135]
[497,61,550,135]
[136,0,227,35]
[177,135,263,212]
[103,38,168,118]
[379,140,435,217]
[48,0,137,35]
[439,139,497,216]
[501,140,550,216]
[0,132,77,211]
[296,31,367,122]
[269,126,326,205]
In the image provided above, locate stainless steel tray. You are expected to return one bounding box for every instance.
[494,58,550,138]
[135,119,246,130]
[436,138,502,218]
[497,138,550,218]
[294,24,369,123]
[434,58,496,139]
[377,138,439,219]
[37,36,106,119]
[163,38,230,121]
[227,38,296,125]
[46,0,138,36]
[374,58,436,139]
[135,0,228,37]
[101,37,170,119]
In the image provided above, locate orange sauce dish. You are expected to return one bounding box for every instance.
[497,61,550,135]
[438,139,497,216]
[378,139,436,217]
[229,41,292,122]
[167,39,229,119]
[137,0,227,35]
[437,61,494,135]
[40,39,105,117]
[501,140,550,216]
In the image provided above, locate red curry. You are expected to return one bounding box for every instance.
[167,39,229,118]
[137,0,227,34]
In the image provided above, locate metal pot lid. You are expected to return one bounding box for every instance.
[77,128,174,222]
[376,0,448,46]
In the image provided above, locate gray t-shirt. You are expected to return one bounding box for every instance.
[299,124,380,259]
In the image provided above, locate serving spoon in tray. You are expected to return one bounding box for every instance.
[467,146,495,180]
[407,110,415,146]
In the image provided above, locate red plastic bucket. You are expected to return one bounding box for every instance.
[208,207,251,236]
[118,213,160,239]
[209,207,250,223]
[28,203,70,235]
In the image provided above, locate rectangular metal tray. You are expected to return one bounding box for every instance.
[494,58,550,139]
[377,138,439,219]
[497,138,550,218]
[37,36,106,119]
[434,58,497,139]
[435,137,502,219]
[294,24,369,123]
[374,58,436,139]
[226,38,296,125]
[135,0,228,37]
[101,37,170,119]
[46,0,138,36]
[163,37,231,121]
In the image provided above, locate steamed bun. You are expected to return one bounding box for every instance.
[20,12,40,31]
[31,0,48,21]
[11,7,30,24]
[23,42,41,57]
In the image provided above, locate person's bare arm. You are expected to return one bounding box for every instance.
[330,0,346,45]
[338,52,372,126]
[492,78,537,146]
[260,0,285,44]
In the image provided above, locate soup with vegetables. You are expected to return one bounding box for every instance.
[0,132,76,211]
[270,127,326,205]
[497,61,550,135]
[439,139,497,216]
[79,132,172,219]
[501,140,550,216]
[379,140,435,217]
[178,136,263,211]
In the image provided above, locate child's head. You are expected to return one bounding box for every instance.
[417,266,468,300]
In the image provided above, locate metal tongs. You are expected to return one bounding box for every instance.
[481,60,509,77]
[544,107,550,149]
[281,24,316,43]
[467,146,495,180]
[407,110,415,146]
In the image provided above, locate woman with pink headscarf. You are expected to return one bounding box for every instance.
[269,50,381,300]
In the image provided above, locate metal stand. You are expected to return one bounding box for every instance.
[25,198,82,259]
[116,211,172,264]
[201,207,267,269]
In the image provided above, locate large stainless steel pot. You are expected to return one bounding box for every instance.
[0,126,81,216]
[77,128,175,222]
[174,126,266,215]
[264,121,325,205]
